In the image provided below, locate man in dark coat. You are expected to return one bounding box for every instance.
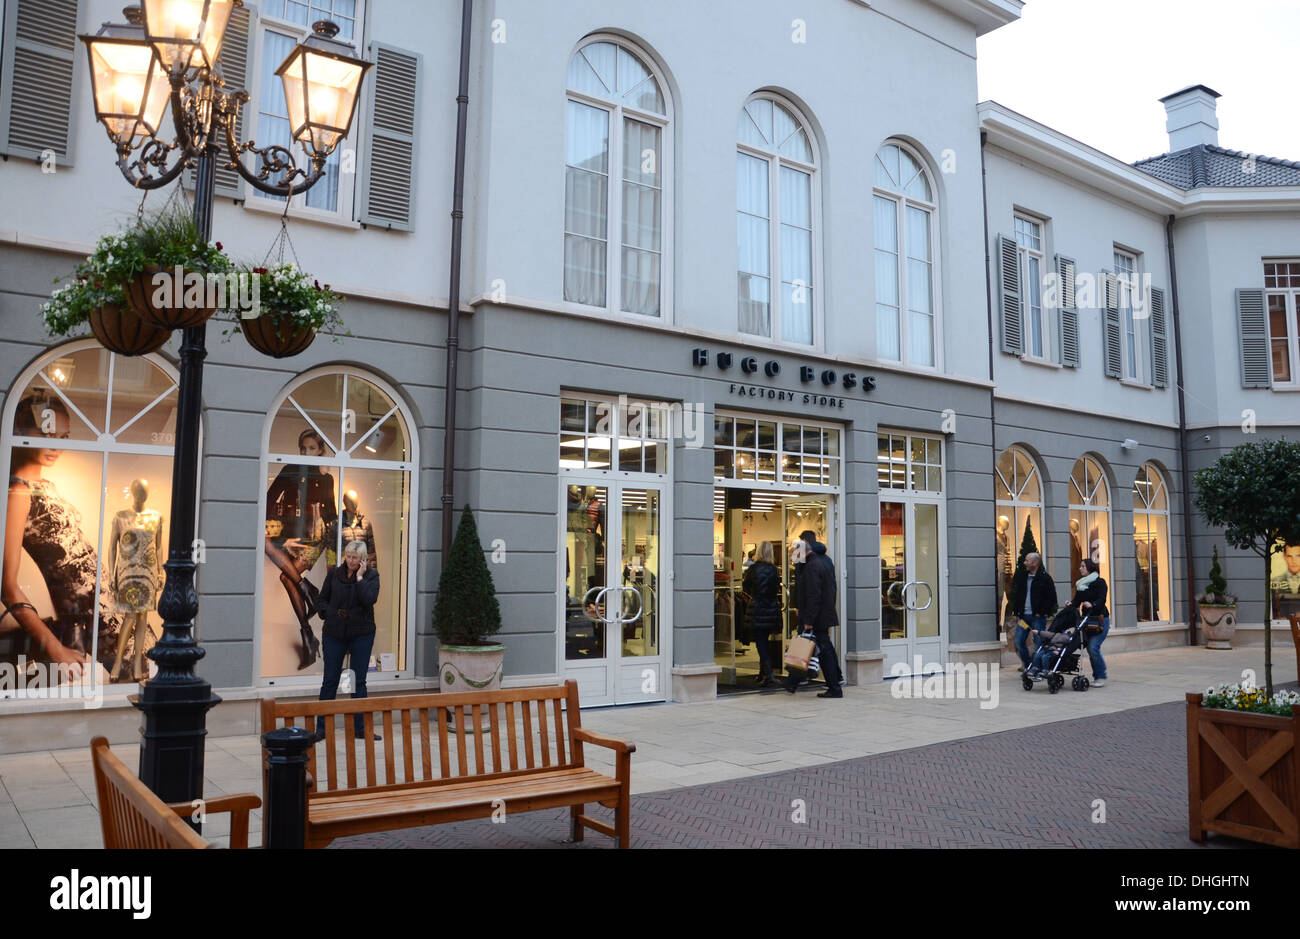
[786,529,844,698]
[1007,552,1057,671]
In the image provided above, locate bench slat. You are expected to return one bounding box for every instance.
[401,710,415,783]
[344,719,358,789]
[537,699,551,768]
[363,713,377,787]
[268,684,568,719]
[455,706,469,776]
[436,706,451,778]
[324,716,338,790]
[552,695,566,766]
[488,703,502,774]
[382,711,396,786]
[419,708,434,781]
[506,701,519,771]
[472,704,486,774]
[522,699,535,769]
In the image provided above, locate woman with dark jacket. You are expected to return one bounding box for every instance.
[741,541,783,686]
[315,540,381,739]
[1065,557,1110,686]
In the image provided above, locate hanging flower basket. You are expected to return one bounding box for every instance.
[240,313,317,358]
[123,265,219,330]
[223,263,344,359]
[87,304,171,356]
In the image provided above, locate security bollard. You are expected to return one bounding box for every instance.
[262,726,315,849]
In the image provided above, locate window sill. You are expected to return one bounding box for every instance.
[243,197,362,231]
[1269,384,1300,392]
[1020,356,1062,370]
[1119,378,1156,390]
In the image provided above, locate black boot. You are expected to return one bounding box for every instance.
[298,623,319,668]
[299,578,321,620]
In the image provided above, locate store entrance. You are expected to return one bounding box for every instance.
[713,488,838,693]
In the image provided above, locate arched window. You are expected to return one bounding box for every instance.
[1133,463,1170,623]
[259,368,416,683]
[995,447,1044,623]
[874,141,937,367]
[1,342,181,687]
[564,37,669,317]
[1069,456,1111,593]
[737,94,817,345]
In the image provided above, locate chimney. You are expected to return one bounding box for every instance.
[1159,85,1221,152]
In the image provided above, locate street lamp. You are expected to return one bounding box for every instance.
[77,2,369,811]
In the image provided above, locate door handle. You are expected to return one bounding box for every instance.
[582,585,610,622]
[615,585,643,624]
[907,581,934,612]
[886,580,909,610]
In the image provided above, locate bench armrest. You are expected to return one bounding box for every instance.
[168,794,261,849]
[573,727,636,755]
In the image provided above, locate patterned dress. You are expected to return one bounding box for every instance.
[9,475,122,665]
[110,509,163,613]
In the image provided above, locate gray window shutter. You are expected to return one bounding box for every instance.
[0,0,81,165]
[996,234,1023,356]
[1237,288,1270,388]
[211,1,254,199]
[1101,271,1122,379]
[358,42,420,231]
[1149,286,1168,388]
[1055,254,1080,368]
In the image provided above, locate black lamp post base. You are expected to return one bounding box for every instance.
[130,677,221,811]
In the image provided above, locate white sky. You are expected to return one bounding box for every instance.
[976,0,1300,164]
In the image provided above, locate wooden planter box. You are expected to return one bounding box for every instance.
[1186,692,1300,848]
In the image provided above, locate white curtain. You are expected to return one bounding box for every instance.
[564,101,610,306]
[737,152,770,336]
[621,119,661,315]
[780,166,812,344]
[874,195,900,361]
[906,206,933,366]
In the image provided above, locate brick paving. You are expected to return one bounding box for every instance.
[334,698,1248,849]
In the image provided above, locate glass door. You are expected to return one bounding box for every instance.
[879,497,945,676]
[781,495,840,681]
[562,479,666,705]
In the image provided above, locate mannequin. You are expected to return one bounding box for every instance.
[995,515,1012,614]
[1069,518,1083,577]
[109,479,164,681]
[326,489,377,572]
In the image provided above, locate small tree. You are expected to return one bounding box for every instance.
[433,505,502,646]
[1194,439,1300,695]
[1005,516,1040,605]
[1200,546,1233,605]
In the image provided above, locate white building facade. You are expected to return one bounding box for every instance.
[0,0,1295,742]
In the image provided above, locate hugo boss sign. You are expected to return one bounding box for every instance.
[691,347,876,409]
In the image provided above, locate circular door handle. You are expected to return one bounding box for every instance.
[886,580,909,610]
[617,585,643,624]
[582,585,610,622]
[911,581,934,612]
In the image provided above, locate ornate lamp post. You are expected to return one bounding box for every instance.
[78,2,369,810]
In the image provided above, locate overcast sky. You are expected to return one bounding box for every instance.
[976,0,1300,164]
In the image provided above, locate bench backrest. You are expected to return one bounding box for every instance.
[90,737,209,849]
[260,681,588,797]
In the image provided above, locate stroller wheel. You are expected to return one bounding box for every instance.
[1071,676,1081,691]
[1021,676,1033,692]
[1078,676,1090,691]
[1048,674,1061,694]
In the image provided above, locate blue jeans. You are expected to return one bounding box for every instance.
[1085,617,1110,680]
[317,631,376,736]
[1014,616,1047,668]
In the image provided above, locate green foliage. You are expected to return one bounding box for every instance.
[1201,546,1233,604]
[1203,681,1300,716]
[130,207,232,274]
[1005,516,1040,602]
[221,263,345,335]
[432,505,503,646]
[1194,439,1300,556]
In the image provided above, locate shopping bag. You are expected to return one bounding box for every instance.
[784,633,816,671]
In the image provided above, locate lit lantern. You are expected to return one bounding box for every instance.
[276,21,371,158]
[141,0,238,70]
[81,11,171,143]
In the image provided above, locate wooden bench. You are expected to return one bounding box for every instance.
[90,737,261,849]
[260,680,636,848]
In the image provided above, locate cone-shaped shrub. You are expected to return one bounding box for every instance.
[433,505,502,646]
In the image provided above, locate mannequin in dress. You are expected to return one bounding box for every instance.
[995,514,1012,621]
[109,479,164,681]
[326,489,378,572]
[1069,519,1083,577]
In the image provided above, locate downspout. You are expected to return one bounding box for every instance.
[980,130,999,641]
[440,0,473,560]
[1166,213,1199,645]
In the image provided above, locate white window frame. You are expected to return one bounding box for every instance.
[873,141,940,370]
[1264,261,1300,389]
[1114,248,1147,384]
[245,0,367,224]
[1132,462,1171,626]
[1015,214,1051,362]
[736,92,822,349]
[563,34,673,322]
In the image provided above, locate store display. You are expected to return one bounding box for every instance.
[326,489,378,572]
[108,479,164,681]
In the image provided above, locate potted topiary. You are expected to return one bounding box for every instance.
[41,251,169,357]
[1198,546,1238,649]
[433,505,505,695]
[224,262,344,358]
[116,208,234,330]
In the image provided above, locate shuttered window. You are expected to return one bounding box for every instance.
[1260,262,1300,388]
[1056,254,1080,367]
[1100,270,1122,379]
[212,1,253,199]
[1014,215,1048,360]
[1149,286,1169,388]
[358,43,420,231]
[1237,288,1270,388]
[995,233,1022,356]
[0,0,80,165]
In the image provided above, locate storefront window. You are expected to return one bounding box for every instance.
[876,432,942,493]
[560,395,670,474]
[1069,455,1111,598]
[260,370,413,681]
[995,447,1044,625]
[2,343,179,687]
[1133,464,1170,623]
[713,414,840,486]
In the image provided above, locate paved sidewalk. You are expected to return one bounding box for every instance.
[0,644,1292,848]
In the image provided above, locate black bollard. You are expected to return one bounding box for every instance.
[262,726,315,849]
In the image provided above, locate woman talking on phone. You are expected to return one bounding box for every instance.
[314,539,381,740]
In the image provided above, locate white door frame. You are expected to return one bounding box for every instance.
[557,473,672,706]
[879,491,949,676]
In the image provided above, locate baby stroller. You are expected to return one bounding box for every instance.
[1020,606,1094,694]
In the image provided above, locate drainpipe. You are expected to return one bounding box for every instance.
[440,0,473,560]
[980,130,1000,641]
[1166,213,1199,645]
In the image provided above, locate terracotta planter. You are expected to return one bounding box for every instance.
[122,266,218,330]
[438,643,506,693]
[241,314,316,358]
[1200,604,1238,650]
[1186,692,1300,848]
[86,304,170,356]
